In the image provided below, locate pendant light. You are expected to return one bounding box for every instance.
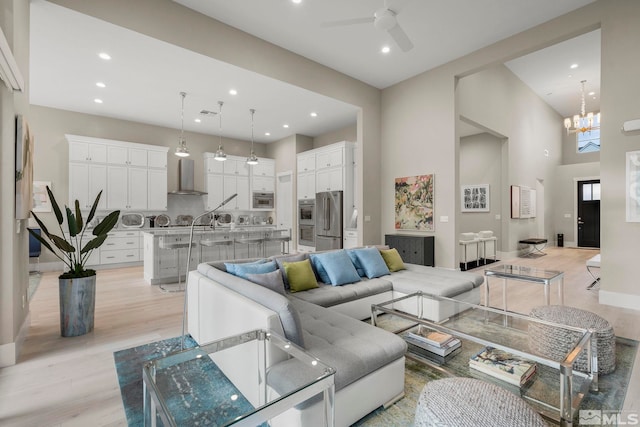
[246,108,259,165]
[175,91,190,157]
[213,101,227,161]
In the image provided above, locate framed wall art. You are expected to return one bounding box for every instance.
[33,181,52,213]
[395,174,434,231]
[461,184,489,212]
[15,115,34,219]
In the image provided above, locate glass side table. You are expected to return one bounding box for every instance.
[143,330,335,426]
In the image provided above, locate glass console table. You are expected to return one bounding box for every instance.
[484,264,565,310]
[371,292,596,427]
[143,330,335,426]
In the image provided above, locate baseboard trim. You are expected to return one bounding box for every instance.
[0,312,31,367]
[599,290,640,311]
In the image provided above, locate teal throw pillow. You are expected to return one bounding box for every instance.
[224,259,266,275]
[309,254,331,284]
[231,260,277,280]
[313,250,361,286]
[346,249,366,277]
[353,247,390,279]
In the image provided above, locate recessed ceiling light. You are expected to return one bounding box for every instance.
[291,0,302,3]
[593,96,597,100]
[229,89,238,95]
[310,112,318,117]
[283,124,289,128]
[570,63,579,69]
[94,98,103,104]
[568,74,573,78]
[98,52,111,60]
[194,118,201,123]
[265,132,271,136]
[381,46,391,54]
[588,91,595,96]
[96,82,106,88]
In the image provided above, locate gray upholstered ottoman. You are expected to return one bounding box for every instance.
[528,305,615,375]
[414,378,547,427]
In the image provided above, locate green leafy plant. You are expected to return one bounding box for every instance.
[29,186,120,279]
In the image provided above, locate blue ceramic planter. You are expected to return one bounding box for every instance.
[59,275,96,337]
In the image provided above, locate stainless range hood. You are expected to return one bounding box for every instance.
[169,158,207,195]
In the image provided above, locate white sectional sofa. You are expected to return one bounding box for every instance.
[187,249,484,427]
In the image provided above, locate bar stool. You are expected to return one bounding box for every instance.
[159,237,196,293]
[459,232,479,271]
[265,229,291,255]
[477,230,497,265]
[199,238,233,262]
[235,234,265,258]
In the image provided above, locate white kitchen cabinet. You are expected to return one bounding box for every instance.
[252,158,275,177]
[223,175,250,210]
[343,230,358,249]
[252,176,275,193]
[148,168,168,210]
[223,158,250,176]
[69,162,107,210]
[148,150,167,169]
[101,230,141,264]
[297,171,316,200]
[205,156,225,174]
[107,145,147,167]
[206,174,224,210]
[297,152,315,173]
[316,147,343,170]
[69,141,107,163]
[107,165,148,210]
[316,167,343,192]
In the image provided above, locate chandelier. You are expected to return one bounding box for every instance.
[175,92,190,157]
[246,108,259,165]
[564,80,600,134]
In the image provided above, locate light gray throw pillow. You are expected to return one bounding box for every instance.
[246,270,286,295]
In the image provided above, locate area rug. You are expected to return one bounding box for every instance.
[115,332,636,427]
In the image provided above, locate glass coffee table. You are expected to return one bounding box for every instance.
[371,292,596,427]
[484,264,565,310]
[143,329,335,426]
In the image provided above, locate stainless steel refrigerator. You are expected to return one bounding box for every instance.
[315,190,343,251]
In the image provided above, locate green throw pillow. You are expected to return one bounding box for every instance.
[283,259,319,292]
[380,248,406,272]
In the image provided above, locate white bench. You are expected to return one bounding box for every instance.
[586,254,601,289]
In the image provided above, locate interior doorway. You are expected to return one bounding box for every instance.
[577,179,600,248]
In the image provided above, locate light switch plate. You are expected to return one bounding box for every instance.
[364,215,371,222]
[564,213,571,218]
[440,216,449,222]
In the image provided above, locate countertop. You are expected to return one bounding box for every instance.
[141,226,287,236]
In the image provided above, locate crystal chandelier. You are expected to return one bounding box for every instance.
[246,108,259,165]
[213,101,227,161]
[564,80,601,134]
[174,92,190,157]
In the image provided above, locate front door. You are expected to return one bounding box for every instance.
[577,180,600,248]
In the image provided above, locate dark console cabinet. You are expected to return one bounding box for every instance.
[384,234,434,267]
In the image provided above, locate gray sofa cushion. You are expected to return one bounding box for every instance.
[389,264,483,297]
[197,263,305,347]
[268,298,407,395]
[290,278,393,308]
[270,253,308,289]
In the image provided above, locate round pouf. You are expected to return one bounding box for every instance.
[528,305,615,375]
[414,378,547,427]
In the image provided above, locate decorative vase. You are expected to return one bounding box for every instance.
[58,275,96,337]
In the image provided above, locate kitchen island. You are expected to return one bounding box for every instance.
[143,226,290,285]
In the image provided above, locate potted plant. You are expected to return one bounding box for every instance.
[29,186,119,337]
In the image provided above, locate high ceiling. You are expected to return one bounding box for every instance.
[29,0,599,143]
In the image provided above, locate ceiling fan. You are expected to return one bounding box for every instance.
[322,0,414,52]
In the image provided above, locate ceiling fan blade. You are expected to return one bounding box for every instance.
[388,23,414,52]
[321,17,374,28]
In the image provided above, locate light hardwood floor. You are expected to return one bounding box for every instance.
[0,247,638,426]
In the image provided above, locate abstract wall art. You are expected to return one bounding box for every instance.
[395,174,434,231]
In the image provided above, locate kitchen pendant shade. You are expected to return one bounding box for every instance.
[214,100,227,161]
[246,108,259,166]
[175,92,190,157]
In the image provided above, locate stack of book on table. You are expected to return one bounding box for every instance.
[469,346,537,387]
[405,325,461,362]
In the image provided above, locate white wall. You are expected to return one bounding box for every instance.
[459,133,502,244]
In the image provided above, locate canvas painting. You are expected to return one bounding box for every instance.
[395,174,434,231]
[461,184,489,212]
[15,115,34,219]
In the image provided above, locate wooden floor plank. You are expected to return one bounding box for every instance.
[0,248,637,425]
